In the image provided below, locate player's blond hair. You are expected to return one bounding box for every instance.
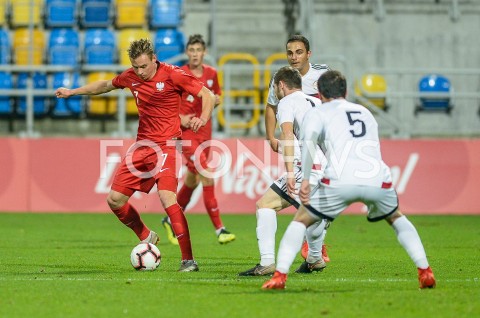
[128,38,155,60]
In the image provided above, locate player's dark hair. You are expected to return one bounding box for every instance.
[317,70,347,99]
[286,34,310,52]
[274,66,302,89]
[128,38,155,60]
[186,34,206,50]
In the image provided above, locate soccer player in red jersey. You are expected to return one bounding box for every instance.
[55,38,215,272]
[162,34,236,245]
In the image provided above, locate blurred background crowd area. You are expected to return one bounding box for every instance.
[0,0,479,138]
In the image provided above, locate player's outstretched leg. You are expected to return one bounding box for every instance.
[109,198,151,242]
[262,220,307,289]
[239,207,277,276]
[389,212,436,288]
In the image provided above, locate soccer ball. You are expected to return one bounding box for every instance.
[130,242,161,271]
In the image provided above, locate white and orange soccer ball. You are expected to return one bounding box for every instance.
[130,242,161,271]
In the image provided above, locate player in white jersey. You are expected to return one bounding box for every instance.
[262,70,436,290]
[239,35,330,276]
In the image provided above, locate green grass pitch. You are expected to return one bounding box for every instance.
[0,213,478,318]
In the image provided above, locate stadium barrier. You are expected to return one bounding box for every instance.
[0,137,479,215]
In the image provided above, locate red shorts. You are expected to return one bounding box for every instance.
[181,133,211,174]
[111,141,181,196]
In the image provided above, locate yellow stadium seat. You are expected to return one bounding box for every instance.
[0,0,7,26]
[86,72,117,115]
[118,28,151,66]
[126,97,138,116]
[13,28,44,65]
[354,73,388,109]
[116,0,148,28]
[11,0,43,27]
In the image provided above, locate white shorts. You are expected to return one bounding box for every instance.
[271,164,323,208]
[305,182,399,222]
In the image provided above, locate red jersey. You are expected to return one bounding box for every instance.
[112,62,204,143]
[180,64,221,139]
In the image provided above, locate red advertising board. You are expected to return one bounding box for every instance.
[0,138,479,214]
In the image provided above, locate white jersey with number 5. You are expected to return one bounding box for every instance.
[301,99,392,187]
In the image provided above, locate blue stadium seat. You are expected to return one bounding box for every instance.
[0,29,10,64]
[84,28,116,64]
[81,0,112,27]
[154,29,184,65]
[45,0,77,27]
[17,72,48,116]
[0,72,13,114]
[150,0,182,28]
[52,72,83,117]
[48,28,80,65]
[417,74,452,114]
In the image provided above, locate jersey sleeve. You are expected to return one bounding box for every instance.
[171,67,204,96]
[276,99,294,126]
[111,70,130,89]
[266,75,279,106]
[210,68,222,96]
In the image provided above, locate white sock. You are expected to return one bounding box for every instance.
[392,216,429,269]
[256,208,277,266]
[215,227,225,236]
[277,221,306,274]
[305,220,326,263]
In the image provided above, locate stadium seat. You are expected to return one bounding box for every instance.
[0,29,10,64]
[52,72,83,117]
[17,72,48,116]
[48,28,80,66]
[86,71,117,116]
[0,72,13,114]
[81,0,112,27]
[150,0,183,28]
[45,0,77,27]
[118,28,151,66]
[13,28,45,65]
[115,0,148,28]
[0,0,7,26]
[354,73,388,110]
[416,74,452,114]
[84,28,116,65]
[153,28,184,65]
[11,0,43,27]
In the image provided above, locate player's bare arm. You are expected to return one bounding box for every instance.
[280,122,296,198]
[189,86,214,133]
[265,103,280,152]
[214,94,221,107]
[55,80,116,98]
[180,113,195,128]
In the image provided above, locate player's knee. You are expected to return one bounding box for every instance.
[158,190,177,208]
[107,194,125,210]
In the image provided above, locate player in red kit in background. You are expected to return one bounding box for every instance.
[55,38,215,272]
[162,34,236,245]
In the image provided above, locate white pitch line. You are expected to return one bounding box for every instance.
[0,277,477,283]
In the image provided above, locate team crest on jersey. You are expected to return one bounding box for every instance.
[207,79,213,87]
[156,82,165,91]
[186,94,194,102]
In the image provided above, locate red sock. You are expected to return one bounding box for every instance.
[111,202,150,240]
[177,184,195,211]
[166,204,193,260]
[203,185,223,230]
